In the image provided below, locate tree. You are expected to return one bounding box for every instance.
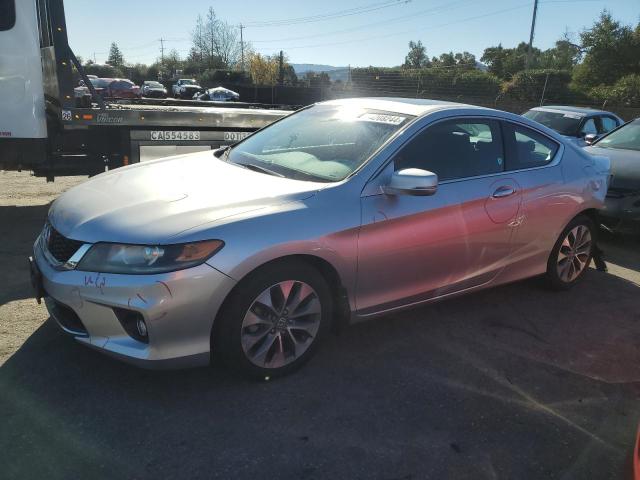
[572,11,640,89]
[432,52,456,68]
[163,49,183,77]
[304,71,330,88]
[454,51,476,69]
[539,33,582,71]
[247,52,296,85]
[106,42,124,68]
[403,40,429,69]
[481,42,540,79]
[248,52,278,85]
[192,8,242,70]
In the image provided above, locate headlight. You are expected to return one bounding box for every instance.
[77,240,224,274]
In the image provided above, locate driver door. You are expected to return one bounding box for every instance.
[356,118,522,315]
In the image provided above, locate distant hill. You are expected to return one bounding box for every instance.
[291,64,349,82]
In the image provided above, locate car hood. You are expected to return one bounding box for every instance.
[49,152,325,244]
[586,146,640,191]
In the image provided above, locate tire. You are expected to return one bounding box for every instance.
[214,261,333,378]
[545,215,596,290]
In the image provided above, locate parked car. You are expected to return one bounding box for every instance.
[73,76,106,106]
[523,106,623,146]
[585,118,640,227]
[30,98,610,377]
[194,86,240,102]
[104,78,141,99]
[141,80,167,98]
[172,78,202,99]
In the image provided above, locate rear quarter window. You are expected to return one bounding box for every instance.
[503,123,559,170]
[0,0,16,31]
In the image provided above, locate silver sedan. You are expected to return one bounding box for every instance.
[30,98,611,377]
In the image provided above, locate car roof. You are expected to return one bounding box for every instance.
[529,105,616,117]
[318,97,479,117]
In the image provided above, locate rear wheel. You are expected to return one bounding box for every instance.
[214,262,332,378]
[545,215,595,290]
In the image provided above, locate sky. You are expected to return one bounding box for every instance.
[63,0,640,68]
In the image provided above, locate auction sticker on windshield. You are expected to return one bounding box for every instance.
[358,113,406,125]
[150,131,201,141]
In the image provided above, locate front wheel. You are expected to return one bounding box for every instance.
[214,262,333,378]
[545,215,595,290]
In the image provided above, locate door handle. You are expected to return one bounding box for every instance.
[492,186,516,198]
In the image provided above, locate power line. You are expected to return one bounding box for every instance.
[249,0,474,44]
[270,3,533,51]
[244,0,410,27]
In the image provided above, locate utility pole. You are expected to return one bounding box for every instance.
[239,24,245,72]
[278,50,284,86]
[526,0,539,70]
[159,38,165,65]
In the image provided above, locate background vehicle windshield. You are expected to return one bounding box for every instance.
[523,110,582,136]
[226,105,412,182]
[91,78,111,88]
[146,81,163,87]
[595,120,640,151]
[181,79,196,85]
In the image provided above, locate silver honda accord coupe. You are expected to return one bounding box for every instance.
[30,98,611,377]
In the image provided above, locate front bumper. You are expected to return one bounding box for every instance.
[602,192,640,222]
[144,90,166,98]
[33,239,236,369]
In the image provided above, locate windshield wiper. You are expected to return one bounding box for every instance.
[240,163,285,177]
[213,145,231,159]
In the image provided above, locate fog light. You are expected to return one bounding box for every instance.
[113,307,149,343]
[136,318,148,337]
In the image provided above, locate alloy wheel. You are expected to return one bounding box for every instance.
[240,280,322,369]
[556,225,592,283]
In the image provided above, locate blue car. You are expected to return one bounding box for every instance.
[523,106,623,147]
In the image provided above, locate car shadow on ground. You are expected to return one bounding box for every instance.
[0,204,50,306]
[600,229,640,272]
[1,266,639,480]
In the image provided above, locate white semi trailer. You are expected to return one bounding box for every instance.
[0,0,292,180]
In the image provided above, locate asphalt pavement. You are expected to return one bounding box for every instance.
[1,171,639,480]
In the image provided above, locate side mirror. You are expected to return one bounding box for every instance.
[584,133,598,145]
[382,168,438,196]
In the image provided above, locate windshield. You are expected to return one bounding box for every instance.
[181,79,196,85]
[523,110,582,136]
[146,81,163,87]
[91,78,112,88]
[595,121,640,151]
[225,105,412,182]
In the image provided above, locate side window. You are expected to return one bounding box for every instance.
[394,119,504,181]
[580,118,598,136]
[0,0,16,31]
[503,123,559,170]
[600,116,619,134]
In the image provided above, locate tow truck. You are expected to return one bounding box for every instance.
[0,0,292,181]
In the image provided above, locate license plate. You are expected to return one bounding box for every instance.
[28,256,45,304]
[223,131,250,142]
[150,131,201,141]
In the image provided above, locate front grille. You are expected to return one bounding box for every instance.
[46,225,83,263]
